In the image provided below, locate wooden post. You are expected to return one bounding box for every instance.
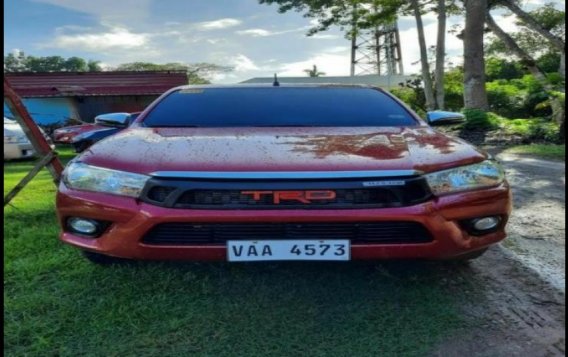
[4,152,56,206]
[4,77,65,206]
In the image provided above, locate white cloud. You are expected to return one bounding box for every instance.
[32,0,151,24]
[43,26,149,51]
[325,46,349,53]
[397,13,467,75]
[236,28,273,37]
[309,34,341,40]
[236,27,311,37]
[195,18,242,31]
[491,13,520,33]
[230,54,260,71]
[278,47,351,76]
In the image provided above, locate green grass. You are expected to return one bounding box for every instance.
[4,146,476,356]
[504,144,565,161]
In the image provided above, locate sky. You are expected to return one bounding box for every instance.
[4,0,563,83]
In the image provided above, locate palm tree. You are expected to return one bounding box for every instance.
[303,64,325,77]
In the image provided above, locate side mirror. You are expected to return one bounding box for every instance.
[95,113,131,128]
[426,111,466,126]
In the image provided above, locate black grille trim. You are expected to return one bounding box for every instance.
[141,176,433,209]
[141,222,434,245]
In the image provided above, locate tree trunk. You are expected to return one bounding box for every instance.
[411,0,436,111]
[435,0,446,110]
[497,0,565,80]
[463,0,489,110]
[498,0,564,51]
[560,52,565,77]
[487,12,565,143]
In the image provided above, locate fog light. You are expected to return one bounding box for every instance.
[472,216,500,231]
[67,217,99,235]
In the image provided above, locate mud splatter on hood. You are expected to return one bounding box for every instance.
[78,126,487,175]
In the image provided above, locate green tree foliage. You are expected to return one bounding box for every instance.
[258,0,404,38]
[4,55,231,84]
[485,57,525,81]
[536,52,561,73]
[303,64,326,77]
[114,62,233,84]
[486,3,565,61]
[64,57,88,72]
[87,60,103,72]
[4,53,103,72]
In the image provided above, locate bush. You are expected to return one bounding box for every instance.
[485,57,525,81]
[484,113,560,142]
[486,81,526,118]
[462,109,500,130]
[502,118,560,142]
[461,110,560,142]
[443,68,464,111]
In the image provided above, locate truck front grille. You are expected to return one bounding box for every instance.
[141,221,434,245]
[141,176,432,209]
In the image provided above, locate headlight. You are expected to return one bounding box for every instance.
[425,160,505,195]
[63,161,150,198]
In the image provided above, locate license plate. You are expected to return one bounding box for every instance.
[227,240,350,262]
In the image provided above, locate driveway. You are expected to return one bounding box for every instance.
[434,150,565,356]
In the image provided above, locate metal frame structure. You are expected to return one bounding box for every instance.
[4,77,64,206]
[350,17,404,77]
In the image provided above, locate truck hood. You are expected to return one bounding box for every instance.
[79,127,487,175]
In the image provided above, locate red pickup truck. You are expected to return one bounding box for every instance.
[56,85,511,264]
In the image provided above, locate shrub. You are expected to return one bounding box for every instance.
[443,68,464,111]
[462,109,500,130]
[486,82,525,118]
[485,57,525,81]
[498,116,560,142]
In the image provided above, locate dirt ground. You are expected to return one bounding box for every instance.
[433,148,565,356]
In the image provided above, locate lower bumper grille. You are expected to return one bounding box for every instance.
[141,222,433,245]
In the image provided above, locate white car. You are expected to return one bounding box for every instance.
[4,117,54,160]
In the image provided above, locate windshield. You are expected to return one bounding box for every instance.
[142,87,418,127]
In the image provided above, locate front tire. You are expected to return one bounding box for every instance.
[82,251,128,265]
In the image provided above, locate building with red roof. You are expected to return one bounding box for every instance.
[4,71,187,127]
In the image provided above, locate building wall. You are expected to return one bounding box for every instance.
[4,95,159,127]
[76,95,158,122]
[3,97,79,125]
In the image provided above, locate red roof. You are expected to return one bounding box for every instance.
[4,71,188,97]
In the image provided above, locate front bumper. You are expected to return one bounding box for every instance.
[56,183,512,261]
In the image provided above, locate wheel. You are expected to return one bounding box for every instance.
[451,248,488,261]
[82,250,128,265]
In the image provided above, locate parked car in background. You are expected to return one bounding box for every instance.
[57,85,511,265]
[4,117,55,160]
[53,122,106,144]
[71,112,140,153]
